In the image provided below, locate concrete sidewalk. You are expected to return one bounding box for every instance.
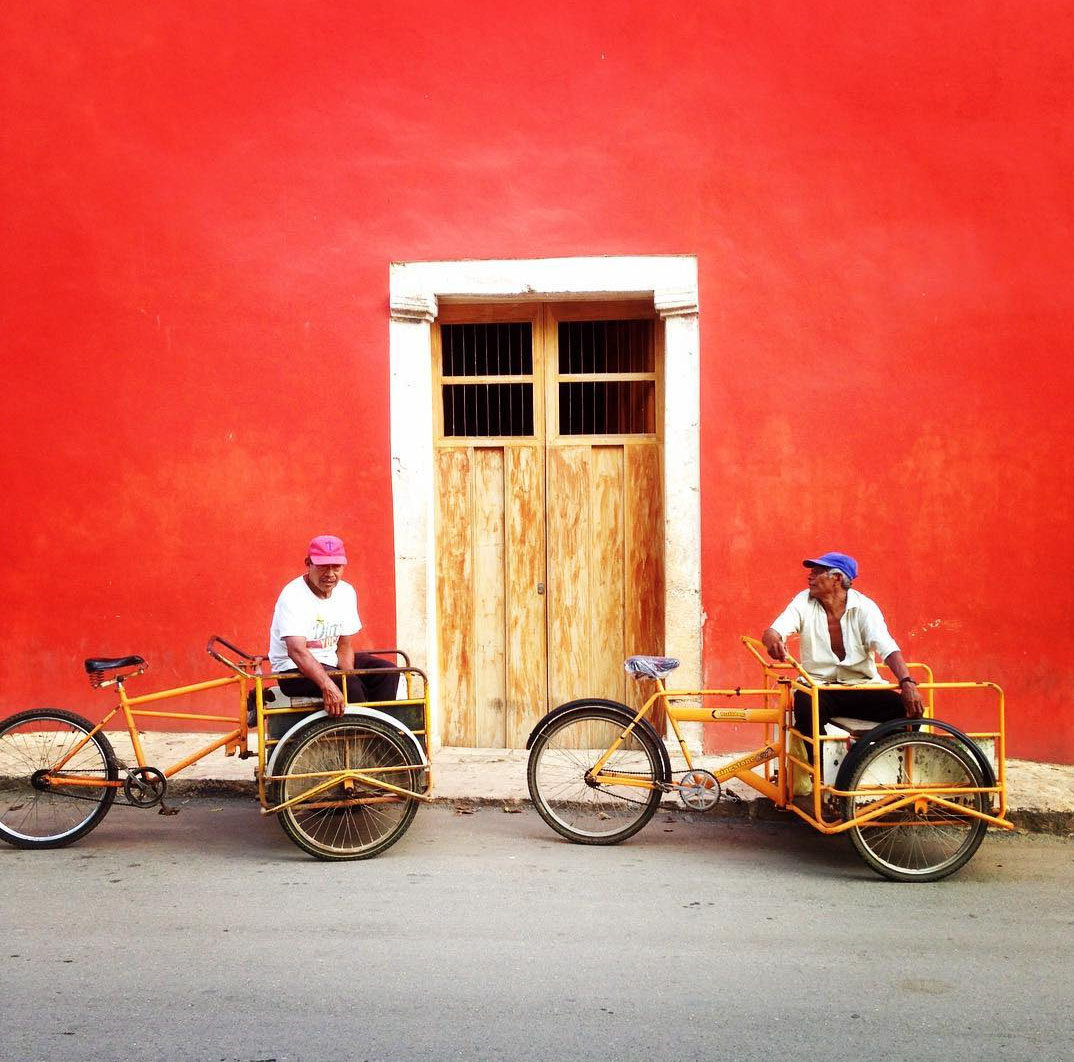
[131,731,1074,835]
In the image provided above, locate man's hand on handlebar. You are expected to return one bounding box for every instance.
[283,636,347,716]
[761,628,788,662]
[901,682,925,719]
[885,651,925,719]
[321,680,346,716]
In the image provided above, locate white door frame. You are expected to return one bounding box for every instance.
[388,256,701,748]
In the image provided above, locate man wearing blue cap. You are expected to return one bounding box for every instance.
[762,552,924,747]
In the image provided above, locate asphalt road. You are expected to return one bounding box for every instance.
[1,797,1071,1062]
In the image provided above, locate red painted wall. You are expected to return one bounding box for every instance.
[3,1,1072,761]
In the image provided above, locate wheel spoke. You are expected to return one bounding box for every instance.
[0,711,116,848]
[528,708,663,844]
[845,734,988,882]
[277,719,419,860]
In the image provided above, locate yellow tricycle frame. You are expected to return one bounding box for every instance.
[0,636,432,860]
[532,635,1012,881]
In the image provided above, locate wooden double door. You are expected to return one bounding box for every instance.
[434,302,665,748]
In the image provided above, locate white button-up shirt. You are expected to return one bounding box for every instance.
[769,588,900,684]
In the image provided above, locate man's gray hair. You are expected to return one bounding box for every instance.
[827,568,853,590]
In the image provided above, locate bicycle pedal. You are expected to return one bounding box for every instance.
[157,804,181,816]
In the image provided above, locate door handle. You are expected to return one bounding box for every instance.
[537,582,545,595]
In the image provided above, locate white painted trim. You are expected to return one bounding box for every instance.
[389,256,701,749]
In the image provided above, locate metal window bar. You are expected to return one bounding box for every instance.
[440,323,534,438]
[557,319,655,435]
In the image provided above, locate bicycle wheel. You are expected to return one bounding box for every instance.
[274,717,420,860]
[0,709,117,849]
[844,732,989,882]
[527,707,664,845]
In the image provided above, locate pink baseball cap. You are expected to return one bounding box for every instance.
[308,535,348,565]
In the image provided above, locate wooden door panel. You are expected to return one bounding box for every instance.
[473,448,507,747]
[624,442,665,725]
[546,446,591,708]
[591,446,627,704]
[436,444,548,747]
[547,444,650,709]
[505,444,547,746]
[435,448,476,745]
[546,442,664,740]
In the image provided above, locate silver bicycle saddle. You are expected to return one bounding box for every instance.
[624,655,681,679]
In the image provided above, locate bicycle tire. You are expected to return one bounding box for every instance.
[274,717,420,860]
[843,731,989,883]
[527,705,664,845]
[0,709,118,849]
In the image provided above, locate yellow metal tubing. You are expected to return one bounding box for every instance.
[796,777,1011,832]
[671,704,782,725]
[726,767,780,803]
[161,728,246,778]
[46,704,122,772]
[712,744,780,784]
[43,774,123,789]
[665,712,696,772]
[821,791,1014,834]
[717,638,1010,834]
[595,684,785,778]
[262,768,431,816]
[272,763,421,783]
[286,794,412,810]
[117,685,148,766]
[591,772,660,790]
[122,675,243,705]
[127,710,240,723]
[587,691,664,777]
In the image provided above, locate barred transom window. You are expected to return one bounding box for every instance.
[437,313,657,440]
[558,319,655,436]
[440,322,534,438]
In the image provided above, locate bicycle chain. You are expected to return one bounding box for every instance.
[591,774,737,809]
[34,778,109,804]
[589,773,677,807]
[32,763,162,808]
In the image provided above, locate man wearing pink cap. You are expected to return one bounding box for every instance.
[762,551,924,754]
[268,535,397,717]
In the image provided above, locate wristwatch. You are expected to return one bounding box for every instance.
[899,676,917,686]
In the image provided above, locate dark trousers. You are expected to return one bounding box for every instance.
[270,654,399,741]
[793,688,905,760]
[276,653,400,705]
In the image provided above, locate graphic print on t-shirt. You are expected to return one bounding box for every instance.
[306,611,343,652]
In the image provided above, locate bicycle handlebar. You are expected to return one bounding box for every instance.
[361,648,412,668]
[740,635,814,684]
[205,637,411,679]
[206,635,263,677]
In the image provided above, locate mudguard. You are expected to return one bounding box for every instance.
[266,706,428,779]
[833,716,997,794]
[525,697,672,785]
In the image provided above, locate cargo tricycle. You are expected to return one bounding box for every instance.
[0,637,431,860]
[526,636,1011,881]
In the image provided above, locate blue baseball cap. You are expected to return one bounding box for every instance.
[803,551,858,581]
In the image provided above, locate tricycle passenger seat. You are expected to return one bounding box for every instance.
[827,716,885,738]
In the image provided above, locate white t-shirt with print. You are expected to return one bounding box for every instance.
[268,576,362,672]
